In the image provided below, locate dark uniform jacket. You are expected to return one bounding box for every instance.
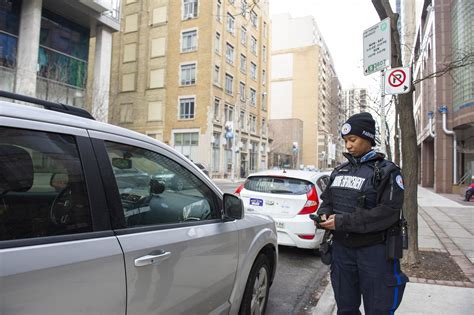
[318,151,404,247]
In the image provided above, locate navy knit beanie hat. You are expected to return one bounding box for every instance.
[340,112,377,146]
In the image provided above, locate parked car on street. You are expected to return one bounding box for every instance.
[0,91,278,315]
[235,169,331,251]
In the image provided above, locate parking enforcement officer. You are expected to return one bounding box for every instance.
[317,112,408,315]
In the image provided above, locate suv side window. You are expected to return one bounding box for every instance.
[0,127,92,241]
[104,141,219,227]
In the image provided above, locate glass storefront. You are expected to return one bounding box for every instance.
[0,0,21,68]
[452,0,474,111]
[38,9,89,89]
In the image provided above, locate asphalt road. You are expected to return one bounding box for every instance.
[214,180,330,314]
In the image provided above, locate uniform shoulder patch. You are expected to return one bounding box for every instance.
[395,174,404,190]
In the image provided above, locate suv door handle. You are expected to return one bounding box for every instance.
[134,251,171,267]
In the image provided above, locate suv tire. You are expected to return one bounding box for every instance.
[239,254,270,315]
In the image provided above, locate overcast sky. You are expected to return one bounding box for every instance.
[270,0,383,91]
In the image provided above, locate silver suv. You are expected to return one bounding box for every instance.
[0,92,278,315]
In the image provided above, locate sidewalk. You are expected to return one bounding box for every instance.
[312,186,474,314]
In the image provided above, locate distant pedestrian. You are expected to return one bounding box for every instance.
[464,183,474,202]
[316,112,408,314]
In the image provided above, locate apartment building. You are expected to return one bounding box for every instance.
[408,0,473,193]
[0,0,120,121]
[110,0,270,178]
[270,13,342,170]
[341,88,368,122]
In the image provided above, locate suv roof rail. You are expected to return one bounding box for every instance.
[0,90,95,120]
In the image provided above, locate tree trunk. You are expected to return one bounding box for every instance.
[372,0,420,265]
[394,105,401,165]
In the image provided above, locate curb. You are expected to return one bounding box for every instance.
[311,281,336,315]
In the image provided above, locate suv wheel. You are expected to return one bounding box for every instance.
[239,254,270,315]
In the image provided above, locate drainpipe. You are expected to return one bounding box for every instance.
[427,111,436,138]
[438,105,457,184]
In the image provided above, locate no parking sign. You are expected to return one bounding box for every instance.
[384,67,411,95]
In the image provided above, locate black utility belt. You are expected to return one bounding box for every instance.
[333,230,386,248]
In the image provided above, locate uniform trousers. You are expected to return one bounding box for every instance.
[330,240,408,315]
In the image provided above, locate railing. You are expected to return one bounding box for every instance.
[458,171,472,185]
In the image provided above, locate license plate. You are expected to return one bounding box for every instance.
[249,198,263,206]
[275,221,285,229]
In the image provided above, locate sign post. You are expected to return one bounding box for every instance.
[384,67,411,95]
[363,18,391,76]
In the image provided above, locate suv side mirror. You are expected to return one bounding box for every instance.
[223,193,244,220]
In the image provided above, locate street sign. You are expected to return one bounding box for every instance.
[363,18,391,76]
[384,67,411,94]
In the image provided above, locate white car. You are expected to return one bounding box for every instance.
[235,170,331,250]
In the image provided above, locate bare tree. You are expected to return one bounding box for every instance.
[372,0,420,265]
[372,0,474,266]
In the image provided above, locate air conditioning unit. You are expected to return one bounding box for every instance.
[185,13,195,20]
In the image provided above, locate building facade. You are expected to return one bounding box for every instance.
[411,0,473,193]
[0,0,120,121]
[110,0,270,179]
[270,13,342,170]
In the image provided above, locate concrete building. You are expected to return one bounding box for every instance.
[270,13,342,170]
[0,0,120,121]
[109,0,270,179]
[410,0,473,193]
[341,88,368,122]
[268,118,303,169]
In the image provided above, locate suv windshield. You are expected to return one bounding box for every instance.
[244,176,312,195]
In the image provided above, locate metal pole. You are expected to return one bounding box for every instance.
[380,70,387,153]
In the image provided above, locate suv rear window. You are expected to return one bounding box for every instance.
[244,176,312,195]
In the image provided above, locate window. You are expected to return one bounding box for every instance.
[261,118,266,135]
[179,97,195,119]
[240,54,247,73]
[262,45,266,62]
[105,141,218,227]
[0,127,92,241]
[215,32,221,53]
[180,63,196,85]
[216,2,221,21]
[173,132,200,160]
[249,88,256,106]
[214,65,220,84]
[183,0,198,19]
[241,0,247,17]
[225,73,233,94]
[225,43,234,64]
[250,10,257,27]
[262,92,267,110]
[263,21,267,37]
[212,132,220,172]
[227,13,235,34]
[224,104,234,122]
[250,36,257,54]
[240,110,246,129]
[181,30,197,52]
[249,114,256,132]
[214,98,220,121]
[229,0,235,5]
[262,69,266,85]
[239,82,246,102]
[249,141,257,170]
[250,62,257,80]
[244,176,312,195]
[120,103,134,123]
[241,26,247,45]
